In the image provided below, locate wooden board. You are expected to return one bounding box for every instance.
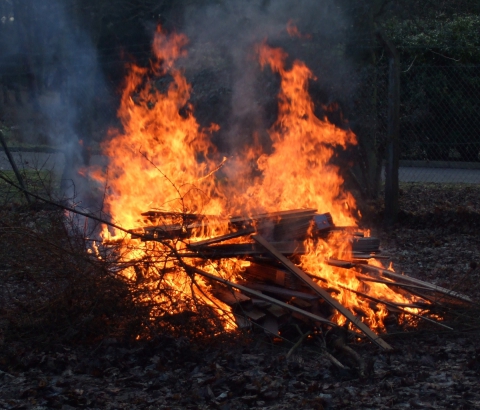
[252,234,393,351]
[229,208,317,226]
[351,237,381,253]
[245,308,266,321]
[135,208,318,241]
[188,227,255,248]
[267,304,288,318]
[212,287,251,306]
[243,263,300,290]
[358,264,473,304]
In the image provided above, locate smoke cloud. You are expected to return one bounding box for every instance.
[0,0,109,204]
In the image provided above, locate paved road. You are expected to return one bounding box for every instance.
[397,167,480,184]
[2,151,480,184]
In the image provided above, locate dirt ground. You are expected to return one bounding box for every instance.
[0,183,479,410]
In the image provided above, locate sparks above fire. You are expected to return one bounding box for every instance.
[89,26,471,349]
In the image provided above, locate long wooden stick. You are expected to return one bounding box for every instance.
[184,265,336,327]
[252,234,393,350]
[358,264,473,304]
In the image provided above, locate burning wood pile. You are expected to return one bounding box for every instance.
[126,208,472,351]
[87,26,473,350]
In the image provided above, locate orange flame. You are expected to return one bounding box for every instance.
[97,27,225,234]
[286,20,312,39]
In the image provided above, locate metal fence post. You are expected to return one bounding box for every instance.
[376,31,400,227]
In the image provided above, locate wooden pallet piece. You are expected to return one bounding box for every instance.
[267,304,288,318]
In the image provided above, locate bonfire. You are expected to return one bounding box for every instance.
[86,25,471,350]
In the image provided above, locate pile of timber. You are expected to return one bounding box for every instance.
[130,208,473,351]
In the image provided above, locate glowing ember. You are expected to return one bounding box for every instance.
[89,25,424,336]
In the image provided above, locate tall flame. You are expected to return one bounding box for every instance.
[99,26,223,233]
[246,43,357,225]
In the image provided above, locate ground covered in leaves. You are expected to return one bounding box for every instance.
[1,183,479,409]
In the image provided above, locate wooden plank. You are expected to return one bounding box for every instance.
[244,263,300,290]
[354,272,434,292]
[352,253,390,260]
[191,241,307,258]
[291,297,312,309]
[185,265,336,327]
[250,298,272,309]
[212,288,251,306]
[351,237,381,253]
[327,259,356,269]
[229,208,317,226]
[188,227,255,248]
[252,234,393,350]
[267,304,288,318]
[358,264,473,304]
[135,209,317,242]
[233,314,250,329]
[244,308,266,321]
[326,261,437,294]
[140,210,202,222]
[313,213,334,231]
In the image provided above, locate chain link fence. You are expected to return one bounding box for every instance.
[401,65,480,162]
[346,61,480,210]
[398,64,480,184]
